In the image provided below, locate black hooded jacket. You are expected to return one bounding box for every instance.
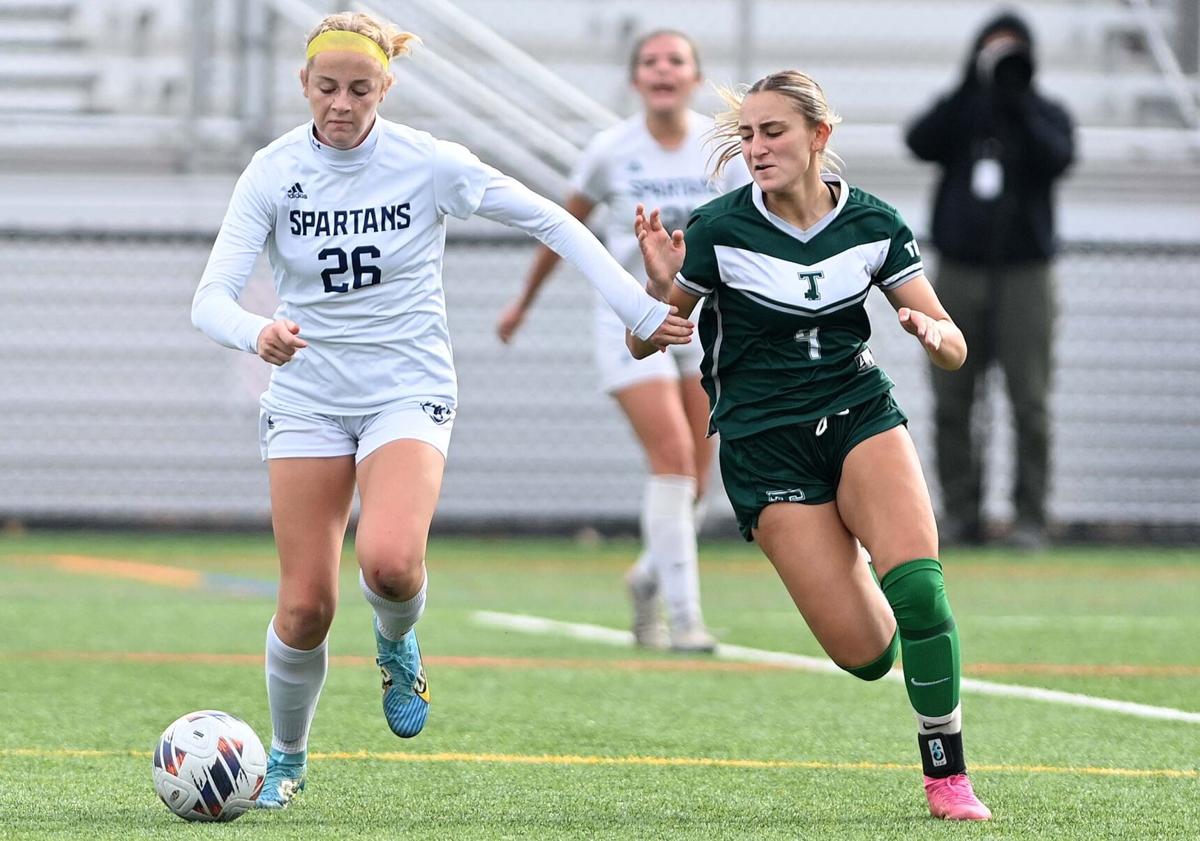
[905,12,1075,264]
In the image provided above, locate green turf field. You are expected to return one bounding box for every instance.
[0,531,1197,840]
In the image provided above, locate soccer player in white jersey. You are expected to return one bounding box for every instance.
[497,31,746,653]
[191,11,692,810]
[631,71,992,821]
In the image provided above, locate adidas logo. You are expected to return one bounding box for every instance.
[286,182,307,199]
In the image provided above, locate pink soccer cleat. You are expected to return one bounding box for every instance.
[924,773,992,821]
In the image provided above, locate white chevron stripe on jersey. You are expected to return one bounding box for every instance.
[713,240,891,314]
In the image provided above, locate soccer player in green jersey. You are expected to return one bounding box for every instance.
[630,70,991,821]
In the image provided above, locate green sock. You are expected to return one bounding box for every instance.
[844,632,899,682]
[880,558,960,717]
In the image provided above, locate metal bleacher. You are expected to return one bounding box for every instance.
[3,0,1199,175]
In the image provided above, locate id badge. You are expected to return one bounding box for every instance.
[971,157,1003,200]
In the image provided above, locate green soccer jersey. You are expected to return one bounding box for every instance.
[676,174,923,440]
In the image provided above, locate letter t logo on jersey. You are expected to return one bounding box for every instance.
[798,271,824,301]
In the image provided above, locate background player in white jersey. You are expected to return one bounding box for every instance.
[496,31,744,652]
[191,11,692,810]
[631,71,992,821]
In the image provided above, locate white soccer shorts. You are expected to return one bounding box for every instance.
[258,398,454,462]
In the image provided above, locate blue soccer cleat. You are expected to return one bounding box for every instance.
[375,626,430,738]
[256,748,306,810]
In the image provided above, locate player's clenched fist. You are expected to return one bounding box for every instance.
[256,319,309,366]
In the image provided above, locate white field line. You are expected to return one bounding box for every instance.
[974,615,1199,629]
[471,611,1200,725]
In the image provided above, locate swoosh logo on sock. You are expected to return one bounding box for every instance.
[910,676,951,687]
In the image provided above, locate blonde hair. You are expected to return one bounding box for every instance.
[306,12,420,67]
[710,70,844,177]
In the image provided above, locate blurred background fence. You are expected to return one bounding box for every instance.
[0,0,1198,537]
[2,230,1196,535]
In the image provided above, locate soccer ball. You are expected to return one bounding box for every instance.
[151,710,267,822]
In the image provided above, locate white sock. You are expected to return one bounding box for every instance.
[916,703,962,736]
[360,569,426,642]
[630,550,654,583]
[643,474,702,629]
[265,618,327,755]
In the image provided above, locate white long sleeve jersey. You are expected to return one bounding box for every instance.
[192,118,669,414]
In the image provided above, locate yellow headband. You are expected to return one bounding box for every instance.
[306,30,390,70]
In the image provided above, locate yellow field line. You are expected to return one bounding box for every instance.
[1,747,1194,779]
[6,649,1199,678]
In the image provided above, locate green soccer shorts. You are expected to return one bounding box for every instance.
[719,391,908,541]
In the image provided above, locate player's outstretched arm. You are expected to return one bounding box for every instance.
[473,174,670,343]
[497,193,597,344]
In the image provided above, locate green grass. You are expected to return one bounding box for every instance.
[0,531,1198,839]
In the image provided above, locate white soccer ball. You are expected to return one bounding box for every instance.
[151,710,267,822]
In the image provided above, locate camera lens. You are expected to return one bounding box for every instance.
[993,50,1033,92]
[976,36,1034,92]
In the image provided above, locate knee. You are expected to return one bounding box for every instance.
[275,597,336,643]
[647,435,696,479]
[358,540,425,599]
[880,559,954,631]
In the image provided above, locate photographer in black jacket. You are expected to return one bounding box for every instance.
[906,10,1074,550]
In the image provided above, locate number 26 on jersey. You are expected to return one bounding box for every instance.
[319,245,382,293]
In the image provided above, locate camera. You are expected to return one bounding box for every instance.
[977,37,1034,93]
